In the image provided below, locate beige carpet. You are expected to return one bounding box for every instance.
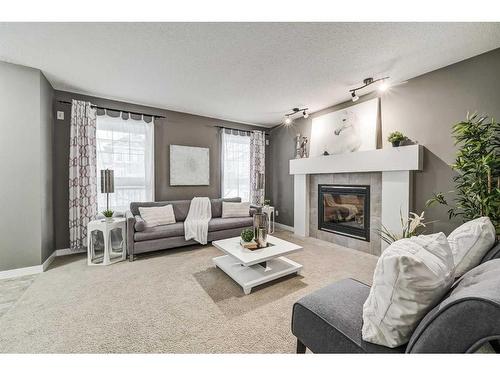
[0,230,378,353]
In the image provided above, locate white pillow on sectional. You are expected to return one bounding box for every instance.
[447,217,496,278]
[222,201,250,218]
[139,205,176,227]
[362,233,455,348]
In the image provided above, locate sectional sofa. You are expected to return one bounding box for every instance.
[125,197,256,260]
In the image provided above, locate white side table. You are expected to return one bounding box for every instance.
[87,218,127,266]
[262,205,275,234]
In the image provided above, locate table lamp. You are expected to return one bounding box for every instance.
[100,169,114,211]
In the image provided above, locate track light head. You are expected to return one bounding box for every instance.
[303,110,309,119]
[378,80,390,92]
[351,91,359,102]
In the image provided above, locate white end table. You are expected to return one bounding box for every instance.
[87,218,127,266]
[213,235,302,294]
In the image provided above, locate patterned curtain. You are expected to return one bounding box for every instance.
[250,130,266,205]
[69,100,97,250]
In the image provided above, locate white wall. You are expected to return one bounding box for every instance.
[0,61,54,271]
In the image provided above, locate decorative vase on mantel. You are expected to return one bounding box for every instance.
[391,140,401,147]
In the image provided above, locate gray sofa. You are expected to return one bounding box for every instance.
[125,197,255,261]
[292,242,500,353]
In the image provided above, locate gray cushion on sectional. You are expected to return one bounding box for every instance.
[406,259,500,353]
[480,242,500,264]
[292,278,404,353]
[134,222,185,242]
[208,217,253,231]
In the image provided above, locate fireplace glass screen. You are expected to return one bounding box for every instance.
[318,185,370,241]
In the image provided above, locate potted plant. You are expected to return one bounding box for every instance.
[263,199,271,209]
[376,211,434,245]
[240,228,257,250]
[387,131,408,147]
[426,113,499,238]
[102,209,114,222]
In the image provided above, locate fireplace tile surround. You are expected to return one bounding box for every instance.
[310,173,382,255]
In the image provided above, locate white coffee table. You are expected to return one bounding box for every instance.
[212,235,303,295]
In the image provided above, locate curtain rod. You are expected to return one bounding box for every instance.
[216,125,269,136]
[57,100,166,119]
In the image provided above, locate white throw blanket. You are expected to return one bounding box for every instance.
[184,197,212,245]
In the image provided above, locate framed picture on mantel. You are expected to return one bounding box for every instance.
[169,145,210,186]
[309,98,378,157]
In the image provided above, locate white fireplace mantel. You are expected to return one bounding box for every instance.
[289,145,424,252]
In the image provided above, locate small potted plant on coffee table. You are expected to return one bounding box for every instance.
[102,209,114,222]
[240,228,258,250]
[387,131,408,147]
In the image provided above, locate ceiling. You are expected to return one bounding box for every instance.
[1,23,499,127]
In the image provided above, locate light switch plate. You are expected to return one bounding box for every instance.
[57,111,64,120]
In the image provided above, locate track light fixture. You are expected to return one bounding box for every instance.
[281,107,309,126]
[349,76,390,102]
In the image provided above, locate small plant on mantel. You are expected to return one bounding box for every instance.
[263,199,271,207]
[387,131,408,147]
[426,112,500,237]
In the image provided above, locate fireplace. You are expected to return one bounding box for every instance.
[318,184,370,241]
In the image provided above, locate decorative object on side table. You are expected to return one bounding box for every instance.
[387,131,408,147]
[87,218,127,265]
[102,209,114,222]
[426,112,499,238]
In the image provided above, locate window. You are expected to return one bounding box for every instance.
[221,130,250,202]
[96,114,154,212]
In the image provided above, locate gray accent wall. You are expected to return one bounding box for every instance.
[53,91,269,250]
[269,48,500,235]
[0,61,54,271]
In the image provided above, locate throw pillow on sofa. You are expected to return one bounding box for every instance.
[447,217,496,278]
[362,233,455,348]
[139,205,176,227]
[222,202,250,218]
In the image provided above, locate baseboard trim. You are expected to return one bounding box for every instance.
[275,222,294,232]
[0,248,86,280]
[42,250,56,271]
[55,248,86,256]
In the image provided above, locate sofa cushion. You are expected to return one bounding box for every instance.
[362,233,455,348]
[222,201,251,218]
[406,259,500,353]
[134,215,146,232]
[208,217,253,232]
[134,222,185,242]
[139,205,176,227]
[447,217,496,277]
[292,278,404,353]
[211,197,242,218]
